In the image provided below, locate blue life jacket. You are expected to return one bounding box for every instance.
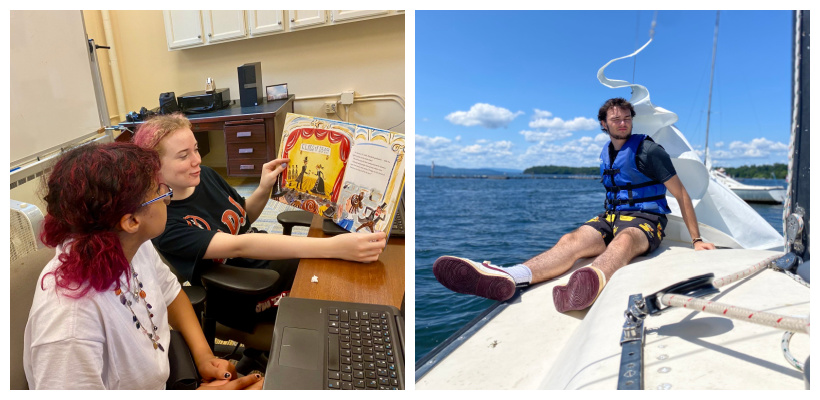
[600,134,671,214]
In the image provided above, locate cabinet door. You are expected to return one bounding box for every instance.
[330,10,388,23]
[203,10,246,43]
[248,10,285,36]
[287,10,327,30]
[163,10,205,49]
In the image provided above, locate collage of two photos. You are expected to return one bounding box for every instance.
[8,9,810,391]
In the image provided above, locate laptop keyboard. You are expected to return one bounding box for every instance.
[391,209,404,236]
[325,307,402,390]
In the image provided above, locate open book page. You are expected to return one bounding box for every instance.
[276,114,405,234]
[334,126,405,234]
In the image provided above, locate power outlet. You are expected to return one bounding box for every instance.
[324,102,337,114]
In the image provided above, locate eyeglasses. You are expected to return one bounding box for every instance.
[141,183,173,207]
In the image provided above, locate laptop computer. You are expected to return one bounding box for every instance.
[263,296,405,390]
[322,191,405,237]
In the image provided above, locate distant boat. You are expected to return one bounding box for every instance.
[700,13,785,205]
[711,168,786,204]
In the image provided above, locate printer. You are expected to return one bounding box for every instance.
[177,88,231,113]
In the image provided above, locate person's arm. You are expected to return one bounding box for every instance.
[28,340,106,389]
[663,175,716,250]
[166,290,236,383]
[202,230,387,262]
[244,158,289,223]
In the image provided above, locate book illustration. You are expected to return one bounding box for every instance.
[276,113,405,234]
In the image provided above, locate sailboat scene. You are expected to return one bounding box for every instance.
[415,10,809,390]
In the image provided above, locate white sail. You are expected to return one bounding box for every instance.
[597,39,783,250]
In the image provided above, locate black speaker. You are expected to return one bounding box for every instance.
[238,62,263,107]
[159,92,180,114]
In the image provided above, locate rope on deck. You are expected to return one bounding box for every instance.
[781,331,805,371]
[711,254,781,288]
[712,253,809,289]
[660,293,810,335]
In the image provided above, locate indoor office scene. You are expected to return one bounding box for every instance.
[10,10,406,390]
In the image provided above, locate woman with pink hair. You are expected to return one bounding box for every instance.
[134,114,385,372]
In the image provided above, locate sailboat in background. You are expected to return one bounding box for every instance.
[703,12,787,204]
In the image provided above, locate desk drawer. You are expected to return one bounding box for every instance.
[226,142,267,159]
[225,124,266,143]
[227,158,267,176]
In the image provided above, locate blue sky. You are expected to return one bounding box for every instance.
[415,10,794,170]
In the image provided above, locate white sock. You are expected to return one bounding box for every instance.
[503,264,532,286]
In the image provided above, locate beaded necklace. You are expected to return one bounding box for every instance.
[115,268,164,352]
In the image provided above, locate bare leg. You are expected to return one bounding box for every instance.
[590,227,649,281]
[523,225,607,284]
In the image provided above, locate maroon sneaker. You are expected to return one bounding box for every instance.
[433,256,516,302]
[553,266,607,312]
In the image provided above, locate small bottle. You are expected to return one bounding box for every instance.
[205,77,215,93]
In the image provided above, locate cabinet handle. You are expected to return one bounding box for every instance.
[197,35,201,39]
[291,18,295,22]
[240,165,255,170]
[278,20,282,25]
[238,148,253,154]
[236,131,251,138]
[208,33,212,37]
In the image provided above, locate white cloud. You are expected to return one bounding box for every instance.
[696,137,789,165]
[416,135,452,147]
[454,136,461,142]
[594,133,610,143]
[445,103,524,128]
[415,134,516,168]
[518,109,599,143]
[533,109,553,119]
[519,130,572,142]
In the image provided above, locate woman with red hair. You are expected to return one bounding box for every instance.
[23,142,261,390]
[133,114,386,371]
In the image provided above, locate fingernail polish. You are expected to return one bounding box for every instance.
[224,372,231,379]
[255,374,262,379]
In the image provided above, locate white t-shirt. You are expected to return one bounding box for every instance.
[23,241,182,389]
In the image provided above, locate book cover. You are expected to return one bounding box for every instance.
[276,113,405,235]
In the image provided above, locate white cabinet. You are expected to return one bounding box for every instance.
[330,10,388,23]
[163,10,205,49]
[287,10,327,30]
[247,10,285,37]
[164,10,400,50]
[202,11,246,44]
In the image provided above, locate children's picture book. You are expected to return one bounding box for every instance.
[275,113,405,236]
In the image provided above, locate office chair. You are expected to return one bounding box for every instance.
[276,210,314,235]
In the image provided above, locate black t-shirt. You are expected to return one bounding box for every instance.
[607,136,677,183]
[152,166,268,283]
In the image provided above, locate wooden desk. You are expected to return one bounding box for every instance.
[289,214,405,309]
[117,95,294,177]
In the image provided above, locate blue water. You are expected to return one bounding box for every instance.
[414,176,787,362]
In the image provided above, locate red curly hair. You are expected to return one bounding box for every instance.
[40,142,161,298]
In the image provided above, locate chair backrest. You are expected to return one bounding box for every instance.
[10,247,55,390]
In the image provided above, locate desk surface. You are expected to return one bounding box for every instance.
[289,215,405,310]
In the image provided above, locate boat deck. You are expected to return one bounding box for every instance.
[416,239,809,390]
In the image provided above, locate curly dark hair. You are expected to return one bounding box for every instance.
[40,142,161,298]
[597,97,636,132]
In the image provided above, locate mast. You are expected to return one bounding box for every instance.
[704,11,720,170]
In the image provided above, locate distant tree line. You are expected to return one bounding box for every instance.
[717,163,788,179]
[524,163,788,179]
[523,165,599,175]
